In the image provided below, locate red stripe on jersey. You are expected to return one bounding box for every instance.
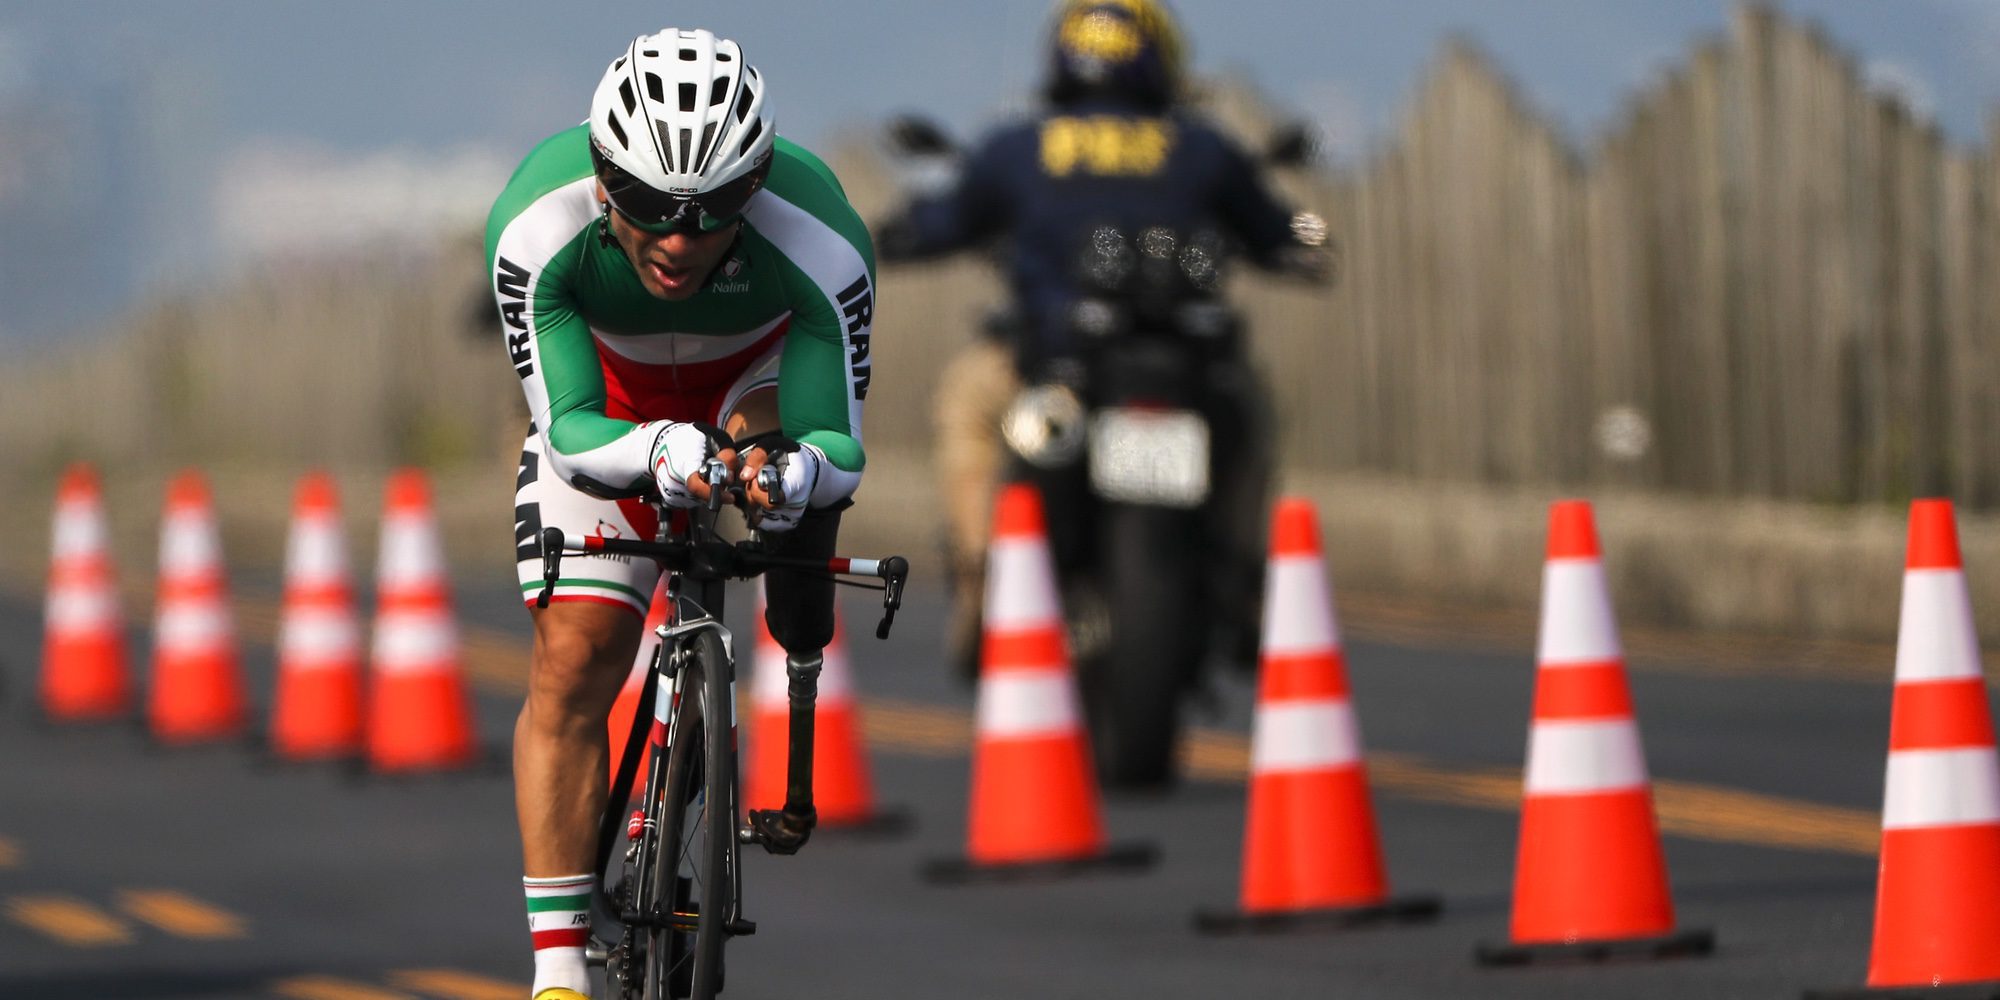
[523,594,647,619]
[595,322,788,423]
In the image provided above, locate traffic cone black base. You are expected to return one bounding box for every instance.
[1804,981,2000,1000]
[1194,892,1442,935]
[921,842,1158,885]
[1475,926,1714,967]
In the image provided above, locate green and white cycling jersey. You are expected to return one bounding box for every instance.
[485,124,874,505]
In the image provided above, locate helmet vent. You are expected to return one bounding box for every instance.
[613,57,627,71]
[653,120,676,171]
[679,82,697,113]
[716,51,733,62]
[738,118,764,157]
[734,87,753,122]
[679,127,694,168]
[680,48,698,61]
[696,122,718,171]
[606,114,629,149]
[709,77,729,107]
[646,73,665,104]
[618,80,636,115]
[641,49,658,58]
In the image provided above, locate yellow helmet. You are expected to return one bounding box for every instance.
[1046,0,1187,109]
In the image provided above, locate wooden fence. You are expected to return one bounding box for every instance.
[3,5,1993,509]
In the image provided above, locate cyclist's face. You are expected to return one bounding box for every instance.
[602,188,739,301]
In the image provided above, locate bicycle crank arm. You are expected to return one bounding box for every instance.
[615,909,758,937]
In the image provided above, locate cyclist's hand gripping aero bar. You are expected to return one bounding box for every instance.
[533,520,909,639]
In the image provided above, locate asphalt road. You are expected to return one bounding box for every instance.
[0,565,1948,999]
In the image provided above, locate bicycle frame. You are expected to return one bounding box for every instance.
[550,498,909,984]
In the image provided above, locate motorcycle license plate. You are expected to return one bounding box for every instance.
[1089,408,1210,508]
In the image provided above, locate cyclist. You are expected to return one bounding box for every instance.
[874,0,1329,679]
[486,27,874,1000]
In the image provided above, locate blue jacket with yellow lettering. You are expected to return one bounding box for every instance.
[889,97,1298,373]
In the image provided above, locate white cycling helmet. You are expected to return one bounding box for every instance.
[588,28,775,232]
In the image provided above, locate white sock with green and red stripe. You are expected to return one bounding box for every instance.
[525,874,594,996]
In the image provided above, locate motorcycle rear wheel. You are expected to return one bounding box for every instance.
[1093,504,1202,789]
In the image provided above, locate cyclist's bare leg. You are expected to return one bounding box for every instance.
[516,600,644,876]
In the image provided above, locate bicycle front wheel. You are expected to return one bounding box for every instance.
[648,628,737,1000]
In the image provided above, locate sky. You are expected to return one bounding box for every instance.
[1,0,1997,344]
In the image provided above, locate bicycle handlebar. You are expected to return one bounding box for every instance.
[534,525,910,639]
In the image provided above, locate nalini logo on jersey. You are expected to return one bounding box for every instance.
[495,256,535,379]
[836,274,873,400]
[708,256,750,294]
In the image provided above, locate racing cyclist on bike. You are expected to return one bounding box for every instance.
[487,28,874,1000]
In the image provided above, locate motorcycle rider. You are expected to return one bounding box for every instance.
[874,0,1330,680]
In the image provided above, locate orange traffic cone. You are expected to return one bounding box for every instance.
[40,464,132,721]
[1806,500,2000,998]
[606,574,668,794]
[923,483,1155,881]
[747,581,909,831]
[1476,500,1712,965]
[146,471,248,744]
[267,472,363,761]
[1195,498,1439,933]
[364,469,476,773]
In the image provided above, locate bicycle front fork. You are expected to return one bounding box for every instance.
[744,652,821,855]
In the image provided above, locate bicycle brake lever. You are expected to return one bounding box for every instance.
[536,526,565,609]
[701,456,732,513]
[756,465,784,508]
[875,556,909,639]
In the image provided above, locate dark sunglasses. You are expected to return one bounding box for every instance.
[591,142,765,235]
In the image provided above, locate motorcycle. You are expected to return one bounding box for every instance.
[877,115,1329,788]
[1002,225,1253,788]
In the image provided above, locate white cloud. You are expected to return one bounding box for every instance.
[1865,58,1937,123]
[213,141,512,264]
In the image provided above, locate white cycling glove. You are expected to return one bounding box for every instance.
[648,422,714,509]
[749,444,824,533]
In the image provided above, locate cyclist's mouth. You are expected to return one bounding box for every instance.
[647,260,695,289]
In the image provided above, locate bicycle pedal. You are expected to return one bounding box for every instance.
[741,809,813,855]
[584,939,614,967]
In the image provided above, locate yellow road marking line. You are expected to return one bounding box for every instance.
[880,699,1885,856]
[387,969,524,999]
[270,977,417,1000]
[3,895,132,946]
[242,596,1893,858]
[0,838,19,868]
[116,889,247,939]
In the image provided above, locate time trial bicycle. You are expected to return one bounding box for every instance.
[533,449,908,1000]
